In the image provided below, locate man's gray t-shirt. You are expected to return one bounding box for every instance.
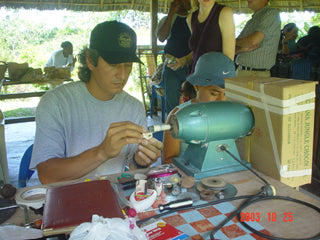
[30,81,146,179]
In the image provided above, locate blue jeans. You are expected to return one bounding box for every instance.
[162,65,190,114]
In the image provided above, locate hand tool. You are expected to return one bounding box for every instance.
[143,198,193,212]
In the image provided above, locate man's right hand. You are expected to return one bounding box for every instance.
[97,121,146,161]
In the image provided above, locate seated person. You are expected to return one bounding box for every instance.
[280,23,299,54]
[162,51,235,164]
[45,41,77,71]
[30,21,163,184]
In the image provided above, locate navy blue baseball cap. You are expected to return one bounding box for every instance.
[187,52,235,88]
[90,21,142,64]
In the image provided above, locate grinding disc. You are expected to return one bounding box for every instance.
[180,176,196,189]
[0,198,16,224]
[200,189,216,201]
[196,182,207,192]
[201,177,227,189]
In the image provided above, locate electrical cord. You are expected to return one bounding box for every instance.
[208,146,320,240]
[137,145,320,240]
[220,145,270,186]
[237,195,320,240]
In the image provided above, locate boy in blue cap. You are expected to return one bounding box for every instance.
[162,51,235,164]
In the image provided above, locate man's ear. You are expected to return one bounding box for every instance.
[193,85,199,91]
[85,51,95,70]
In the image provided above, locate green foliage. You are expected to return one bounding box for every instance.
[3,107,36,118]
[0,7,320,102]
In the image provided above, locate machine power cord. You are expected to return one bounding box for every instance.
[209,146,320,240]
[219,145,269,186]
[236,195,320,240]
[137,145,320,240]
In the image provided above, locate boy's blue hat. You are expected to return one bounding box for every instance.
[187,52,235,88]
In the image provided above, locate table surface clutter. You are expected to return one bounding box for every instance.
[2,165,320,240]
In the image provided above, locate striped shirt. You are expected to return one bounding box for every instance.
[236,6,281,70]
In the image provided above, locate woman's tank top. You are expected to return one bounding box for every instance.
[189,3,224,72]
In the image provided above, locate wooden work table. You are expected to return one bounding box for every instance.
[3,167,320,239]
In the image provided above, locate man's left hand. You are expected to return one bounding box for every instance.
[134,138,163,167]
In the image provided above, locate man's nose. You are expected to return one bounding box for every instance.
[116,64,127,79]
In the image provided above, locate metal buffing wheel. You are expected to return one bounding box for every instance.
[201,177,227,190]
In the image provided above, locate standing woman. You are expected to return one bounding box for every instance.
[168,0,235,72]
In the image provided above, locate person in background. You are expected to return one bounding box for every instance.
[280,23,299,54]
[178,80,196,104]
[235,0,281,77]
[147,53,165,99]
[45,41,77,71]
[157,0,192,115]
[168,0,235,72]
[31,21,162,184]
[297,26,320,51]
[162,51,234,164]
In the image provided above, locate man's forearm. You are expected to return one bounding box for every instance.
[157,14,175,42]
[37,146,106,184]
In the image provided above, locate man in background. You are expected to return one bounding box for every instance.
[157,0,192,114]
[235,0,281,77]
[45,41,77,71]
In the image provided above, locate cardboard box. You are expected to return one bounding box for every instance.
[225,77,317,187]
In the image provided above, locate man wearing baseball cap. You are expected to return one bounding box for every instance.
[31,21,163,184]
[162,51,235,164]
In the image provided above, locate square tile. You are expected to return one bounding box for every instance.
[190,234,205,240]
[198,206,222,218]
[176,223,199,237]
[207,214,234,227]
[162,214,188,227]
[180,210,206,223]
[190,219,215,233]
[221,223,247,238]
[214,202,237,214]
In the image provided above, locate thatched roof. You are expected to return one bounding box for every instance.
[1,0,320,14]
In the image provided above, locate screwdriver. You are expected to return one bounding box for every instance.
[144,198,193,212]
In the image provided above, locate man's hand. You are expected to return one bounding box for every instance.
[98,121,146,161]
[134,138,163,167]
[169,0,182,15]
[165,55,185,71]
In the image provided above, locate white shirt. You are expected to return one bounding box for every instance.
[45,49,74,70]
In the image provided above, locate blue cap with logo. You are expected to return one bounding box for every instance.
[90,21,142,64]
[187,52,235,88]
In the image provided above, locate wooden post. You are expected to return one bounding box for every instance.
[0,110,9,183]
[151,0,158,63]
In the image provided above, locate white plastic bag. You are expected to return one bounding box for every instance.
[69,215,147,240]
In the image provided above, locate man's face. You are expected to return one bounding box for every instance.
[88,56,133,100]
[247,0,268,12]
[63,47,73,57]
[196,85,226,102]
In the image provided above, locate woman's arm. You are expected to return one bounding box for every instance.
[219,6,235,60]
